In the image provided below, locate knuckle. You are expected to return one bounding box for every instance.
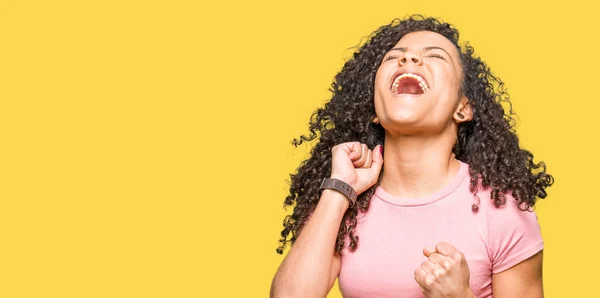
[453,252,463,261]
[443,260,451,269]
[437,242,451,251]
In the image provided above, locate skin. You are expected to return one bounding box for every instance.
[270,143,383,298]
[416,243,474,298]
[271,31,543,298]
[374,31,472,200]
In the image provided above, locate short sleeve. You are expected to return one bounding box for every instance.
[485,195,544,274]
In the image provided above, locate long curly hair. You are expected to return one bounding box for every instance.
[276,15,553,254]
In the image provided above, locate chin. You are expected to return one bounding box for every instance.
[388,102,426,121]
[383,116,420,131]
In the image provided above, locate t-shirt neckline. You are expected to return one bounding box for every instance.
[374,161,469,207]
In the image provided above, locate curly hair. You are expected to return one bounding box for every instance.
[276,15,553,255]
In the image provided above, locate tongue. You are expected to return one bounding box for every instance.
[397,79,423,95]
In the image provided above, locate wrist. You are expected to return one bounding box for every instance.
[320,178,357,207]
[329,174,356,190]
[320,189,351,212]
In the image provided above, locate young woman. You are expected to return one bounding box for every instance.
[271,16,553,298]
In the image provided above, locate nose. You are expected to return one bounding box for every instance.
[398,51,422,66]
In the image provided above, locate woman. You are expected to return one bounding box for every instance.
[271,15,553,298]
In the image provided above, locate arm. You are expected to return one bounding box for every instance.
[271,142,383,298]
[491,250,543,298]
[270,190,347,298]
[485,190,545,298]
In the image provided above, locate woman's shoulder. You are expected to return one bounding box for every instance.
[471,180,544,274]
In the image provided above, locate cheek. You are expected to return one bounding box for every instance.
[374,69,386,88]
[374,65,392,92]
[450,66,463,91]
[435,70,460,93]
[373,72,385,99]
[373,72,387,117]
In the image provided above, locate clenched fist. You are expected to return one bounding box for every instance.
[330,142,383,196]
[414,242,476,298]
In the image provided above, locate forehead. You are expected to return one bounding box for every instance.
[393,31,458,56]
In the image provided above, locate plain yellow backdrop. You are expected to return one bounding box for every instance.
[1,0,598,297]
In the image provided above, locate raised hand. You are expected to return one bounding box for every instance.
[330,142,383,195]
[414,242,476,298]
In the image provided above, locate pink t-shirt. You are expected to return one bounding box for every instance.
[338,161,543,298]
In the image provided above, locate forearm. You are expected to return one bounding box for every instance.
[271,189,349,298]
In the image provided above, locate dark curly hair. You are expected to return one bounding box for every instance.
[276,15,553,255]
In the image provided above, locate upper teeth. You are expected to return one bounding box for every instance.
[391,73,430,93]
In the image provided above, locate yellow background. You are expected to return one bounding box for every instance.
[1,0,597,297]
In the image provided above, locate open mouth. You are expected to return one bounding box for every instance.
[390,73,430,95]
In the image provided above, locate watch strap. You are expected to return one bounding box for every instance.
[319,178,357,207]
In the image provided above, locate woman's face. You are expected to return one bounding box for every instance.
[374,30,467,135]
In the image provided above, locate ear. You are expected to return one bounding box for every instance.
[453,96,473,123]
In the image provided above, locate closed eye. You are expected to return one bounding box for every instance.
[426,54,446,61]
[385,54,445,62]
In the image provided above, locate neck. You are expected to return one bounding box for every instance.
[379,131,461,199]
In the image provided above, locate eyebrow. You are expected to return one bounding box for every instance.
[388,46,453,60]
